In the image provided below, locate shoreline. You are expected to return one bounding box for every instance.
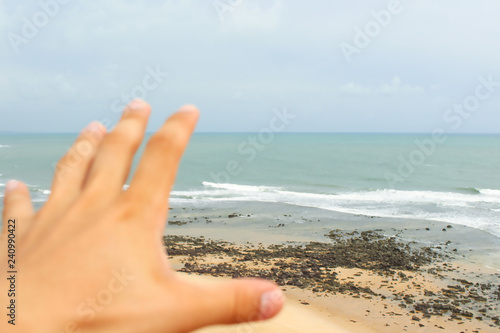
[165,203,500,332]
[166,201,500,271]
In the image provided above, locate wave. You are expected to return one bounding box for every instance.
[0,145,10,148]
[0,182,52,198]
[200,182,500,206]
[170,182,500,238]
[456,187,481,194]
[479,189,500,197]
[202,181,280,192]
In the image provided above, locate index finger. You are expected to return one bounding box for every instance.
[125,105,199,216]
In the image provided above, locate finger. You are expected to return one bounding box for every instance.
[176,278,284,332]
[83,99,151,203]
[126,105,199,213]
[50,121,106,202]
[1,181,35,239]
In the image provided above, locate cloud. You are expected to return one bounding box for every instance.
[0,0,499,133]
[381,76,424,94]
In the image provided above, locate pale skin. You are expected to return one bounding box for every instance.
[0,100,284,332]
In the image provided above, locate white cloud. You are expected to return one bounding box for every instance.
[340,82,371,94]
[381,76,424,94]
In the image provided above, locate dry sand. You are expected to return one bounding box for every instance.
[173,258,500,333]
[181,272,368,333]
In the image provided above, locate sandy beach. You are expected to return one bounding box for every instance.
[165,203,500,332]
[174,261,499,333]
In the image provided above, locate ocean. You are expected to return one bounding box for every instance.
[1,133,500,239]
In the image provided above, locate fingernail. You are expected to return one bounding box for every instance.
[259,289,284,320]
[85,121,105,133]
[5,180,19,195]
[127,99,148,111]
[178,104,198,114]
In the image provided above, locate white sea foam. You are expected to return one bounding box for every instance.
[170,182,500,238]
[479,189,500,197]
[202,181,279,192]
[0,145,10,148]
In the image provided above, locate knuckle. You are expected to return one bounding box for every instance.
[148,127,188,156]
[73,139,96,159]
[116,192,147,220]
[55,154,79,178]
[124,190,165,214]
[56,134,102,175]
[105,127,142,155]
[116,201,138,222]
[81,129,104,145]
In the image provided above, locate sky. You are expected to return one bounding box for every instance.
[0,0,499,133]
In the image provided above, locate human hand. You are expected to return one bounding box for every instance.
[0,100,284,333]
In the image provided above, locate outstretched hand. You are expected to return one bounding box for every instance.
[0,100,284,333]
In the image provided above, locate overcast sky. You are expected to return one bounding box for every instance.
[0,0,499,133]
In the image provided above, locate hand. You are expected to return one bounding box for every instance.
[0,100,284,333]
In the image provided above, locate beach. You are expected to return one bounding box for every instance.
[1,133,500,332]
[165,203,500,332]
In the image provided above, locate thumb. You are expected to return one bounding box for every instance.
[181,278,285,331]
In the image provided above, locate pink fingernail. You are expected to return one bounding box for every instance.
[259,289,284,320]
[5,180,19,195]
[127,99,148,111]
[85,121,104,132]
[178,104,198,114]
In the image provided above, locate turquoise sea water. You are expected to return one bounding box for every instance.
[1,133,500,238]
